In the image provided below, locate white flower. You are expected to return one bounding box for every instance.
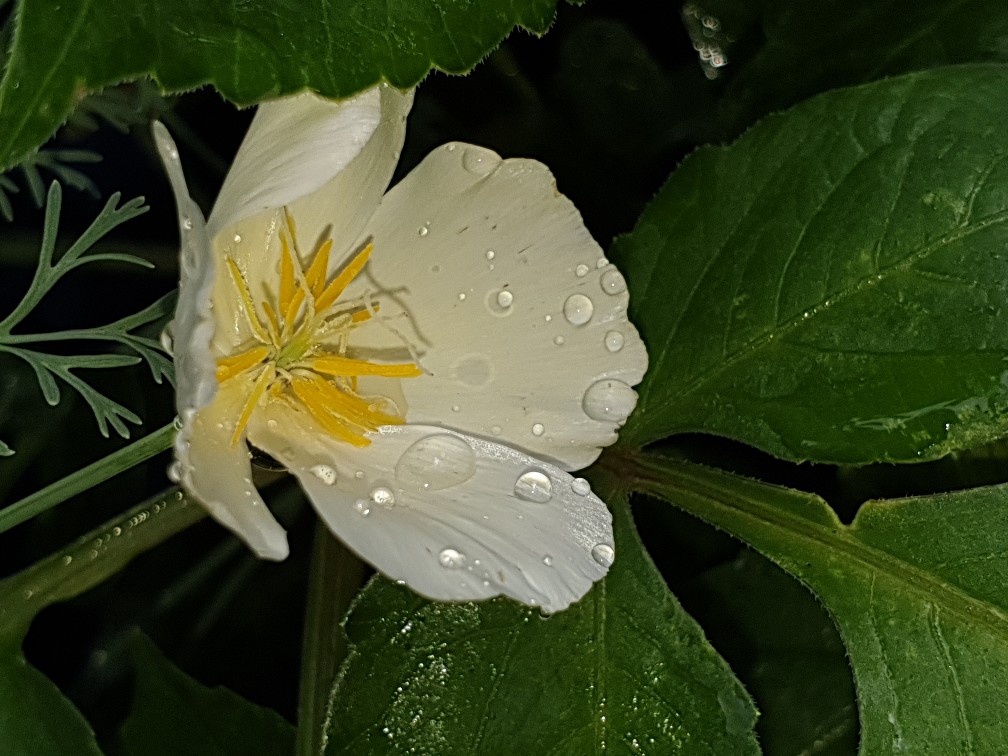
[153,84,647,613]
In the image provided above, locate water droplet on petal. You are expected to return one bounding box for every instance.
[462,149,492,175]
[531,423,545,436]
[563,293,594,326]
[605,331,625,352]
[591,543,615,567]
[514,470,553,503]
[571,477,591,496]
[181,217,193,231]
[458,292,467,301]
[575,264,590,277]
[583,379,637,423]
[417,224,429,237]
[554,335,565,346]
[355,470,365,480]
[310,464,337,485]
[160,325,175,356]
[395,434,477,492]
[490,425,503,436]
[600,269,627,295]
[370,486,395,507]
[167,462,181,483]
[496,290,513,308]
[439,548,467,569]
[543,555,554,567]
[487,288,514,315]
[233,234,242,243]
[485,249,496,260]
[597,258,609,269]
[353,499,371,516]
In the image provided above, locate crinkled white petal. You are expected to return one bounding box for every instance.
[152,122,217,418]
[346,143,648,470]
[247,408,613,613]
[176,381,289,560]
[206,85,413,353]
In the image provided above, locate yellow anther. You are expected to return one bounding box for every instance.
[316,243,373,312]
[225,256,271,344]
[305,238,333,299]
[216,346,270,382]
[261,300,282,346]
[290,376,371,446]
[231,364,275,446]
[351,308,374,323]
[307,355,422,378]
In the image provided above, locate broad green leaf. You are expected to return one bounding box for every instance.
[627,452,1008,754]
[697,0,1008,132]
[691,550,857,755]
[0,0,560,172]
[0,643,103,756]
[324,480,758,754]
[613,64,1008,464]
[119,633,295,756]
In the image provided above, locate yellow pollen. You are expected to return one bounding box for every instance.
[215,211,420,449]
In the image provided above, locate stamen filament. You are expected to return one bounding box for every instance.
[316,243,373,311]
[231,364,275,446]
[216,346,271,382]
[305,238,333,299]
[225,256,271,344]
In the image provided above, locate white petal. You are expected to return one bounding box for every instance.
[208,85,413,244]
[152,122,217,417]
[248,411,613,613]
[176,381,289,560]
[348,143,648,470]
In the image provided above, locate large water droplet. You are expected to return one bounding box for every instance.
[571,477,591,496]
[370,486,396,507]
[600,269,627,295]
[496,290,513,308]
[487,289,514,315]
[395,434,477,492]
[582,379,638,422]
[605,331,625,352]
[563,293,594,326]
[575,264,590,277]
[531,423,545,437]
[514,471,553,503]
[439,548,467,569]
[462,149,493,175]
[310,464,337,485]
[591,543,615,567]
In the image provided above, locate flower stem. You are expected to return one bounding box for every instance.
[0,421,176,536]
[0,487,204,636]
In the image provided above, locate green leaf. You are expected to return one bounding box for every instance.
[698,0,1008,131]
[119,633,295,756]
[627,452,1008,754]
[0,0,561,172]
[613,64,1008,463]
[323,480,758,754]
[0,645,103,756]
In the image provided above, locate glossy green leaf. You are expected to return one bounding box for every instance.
[698,0,1008,131]
[627,452,1008,754]
[0,0,559,172]
[613,64,1008,463]
[323,479,758,754]
[119,633,295,756]
[0,643,103,756]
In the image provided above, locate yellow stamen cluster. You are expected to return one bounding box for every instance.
[216,209,421,448]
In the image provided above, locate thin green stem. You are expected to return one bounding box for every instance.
[0,487,205,636]
[0,421,176,535]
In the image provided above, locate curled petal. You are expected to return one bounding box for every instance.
[249,410,613,613]
[348,143,648,470]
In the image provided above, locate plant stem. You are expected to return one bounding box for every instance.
[0,421,176,535]
[0,487,204,636]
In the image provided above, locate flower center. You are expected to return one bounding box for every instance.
[214,209,421,448]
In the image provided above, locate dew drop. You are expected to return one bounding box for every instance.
[575,263,590,277]
[544,314,552,323]
[563,293,594,326]
[439,548,467,569]
[310,464,337,485]
[181,217,193,231]
[462,149,492,175]
[591,543,615,567]
[600,269,627,295]
[355,470,365,480]
[417,224,429,237]
[167,461,181,483]
[571,477,591,496]
[496,290,513,308]
[61,555,73,566]
[605,331,625,352]
[267,418,278,429]
[353,499,371,516]
[514,470,553,503]
[485,249,496,260]
[554,335,565,346]
[487,288,514,315]
[451,404,461,413]
[370,486,396,507]
[582,379,638,422]
[490,425,503,435]
[233,234,242,243]
[597,258,609,269]
[395,434,477,492]
[160,326,175,356]
[531,422,545,437]
[543,555,554,567]
[458,292,467,301]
